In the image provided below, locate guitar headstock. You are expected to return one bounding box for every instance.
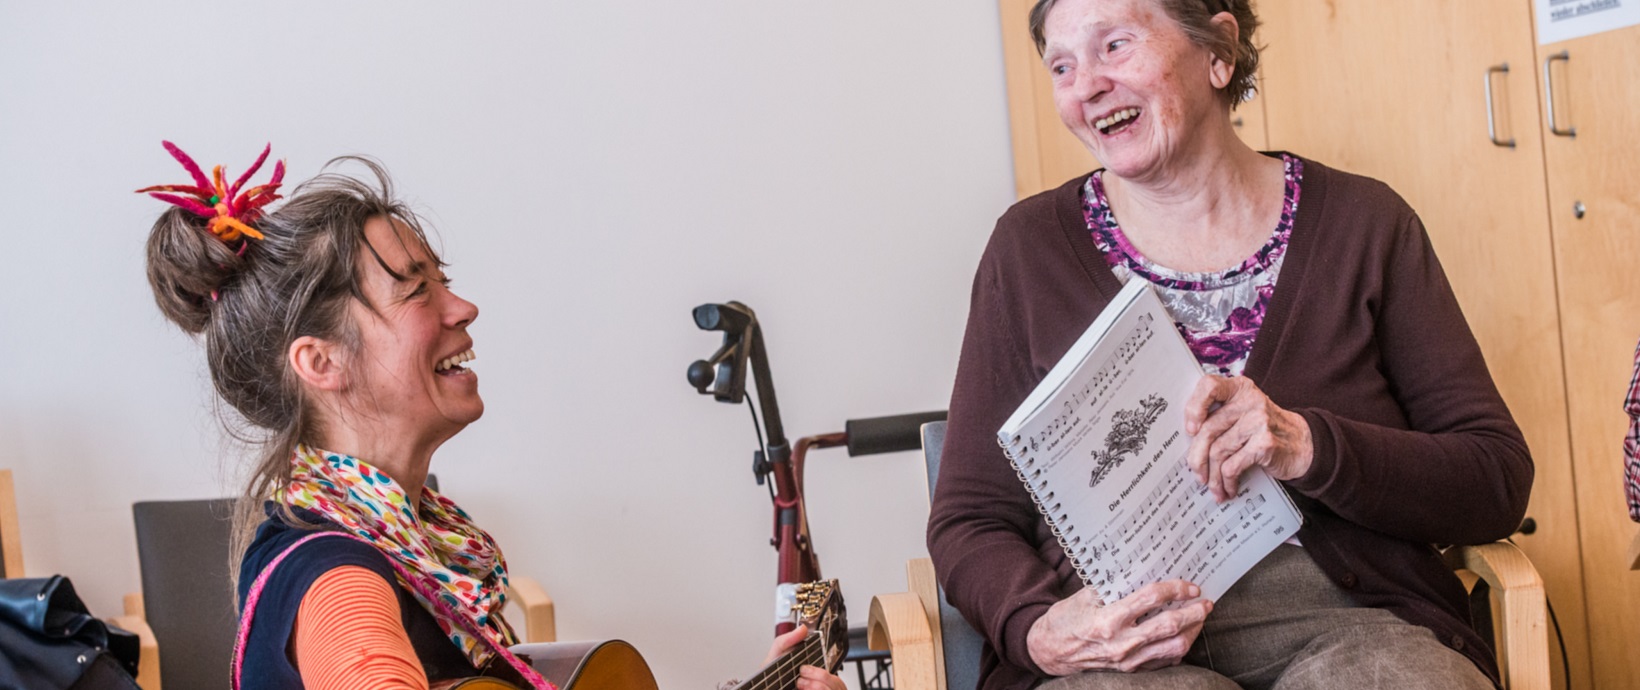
[790,580,848,673]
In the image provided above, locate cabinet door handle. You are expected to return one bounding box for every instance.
[1485,63,1515,148]
[1543,50,1577,137]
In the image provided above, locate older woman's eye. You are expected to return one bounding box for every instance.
[1107,38,1129,52]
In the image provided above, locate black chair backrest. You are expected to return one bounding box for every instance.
[130,474,437,688]
[132,498,237,689]
[921,421,984,690]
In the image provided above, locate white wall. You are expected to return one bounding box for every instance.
[0,1,1016,686]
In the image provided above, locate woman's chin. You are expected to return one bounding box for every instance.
[438,395,485,429]
[455,399,485,426]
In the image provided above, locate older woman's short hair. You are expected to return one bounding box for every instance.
[1028,0,1262,109]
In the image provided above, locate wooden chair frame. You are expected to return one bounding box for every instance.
[870,544,1551,690]
[0,470,23,578]
[871,422,1552,690]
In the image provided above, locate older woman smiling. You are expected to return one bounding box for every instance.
[927,1,1531,689]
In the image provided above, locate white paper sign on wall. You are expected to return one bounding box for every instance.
[1536,0,1640,44]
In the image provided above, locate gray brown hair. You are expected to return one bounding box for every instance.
[1028,0,1262,108]
[144,156,442,586]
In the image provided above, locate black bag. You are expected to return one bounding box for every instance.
[0,576,140,690]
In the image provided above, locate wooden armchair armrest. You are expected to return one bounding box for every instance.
[868,592,939,690]
[508,576,556,643]
[108,592,162,690]
[1451,542,1549,690]
[866,557,948,690]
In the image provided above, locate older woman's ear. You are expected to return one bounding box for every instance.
[289,335,347,392]
[1207,12,1241,91]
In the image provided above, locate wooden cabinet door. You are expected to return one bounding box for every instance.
[1538,21,1640,690]
[1256,2,1587,688]
[996,0,1269,199]
[998,0,1098,199]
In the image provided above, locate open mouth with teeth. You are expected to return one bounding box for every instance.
[435,349,475,376]
[1095,107,1141,135]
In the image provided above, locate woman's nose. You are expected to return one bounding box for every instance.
[447,291,479,328]
[1072,63,1110,103]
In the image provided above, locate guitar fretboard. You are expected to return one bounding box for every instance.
[740,634,825,690]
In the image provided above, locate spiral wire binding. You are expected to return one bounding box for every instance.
[999,436,1098,585]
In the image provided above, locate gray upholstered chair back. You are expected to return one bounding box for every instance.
[922,421,984,690]
[132,498,238,690]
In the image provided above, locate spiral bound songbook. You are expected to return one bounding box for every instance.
[997,279,1302,605]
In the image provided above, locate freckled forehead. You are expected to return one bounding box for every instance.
[1044,0,1162,45]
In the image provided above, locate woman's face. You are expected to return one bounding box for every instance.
[343,216,484,446]
[1041,0,1232,181]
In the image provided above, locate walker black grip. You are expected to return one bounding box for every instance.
[845,411,948,457]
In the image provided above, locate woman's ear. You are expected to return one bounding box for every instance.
[1207,12,1240,91]
[289,336,346,392]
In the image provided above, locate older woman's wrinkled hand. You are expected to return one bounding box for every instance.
[1184,375,1314,501]
[1026,580,1211,676]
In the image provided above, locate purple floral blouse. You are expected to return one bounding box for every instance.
[1625,337,1640,522]
[1084,154,1304,377]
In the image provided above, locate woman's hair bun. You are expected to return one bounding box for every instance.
[145,207,249,334]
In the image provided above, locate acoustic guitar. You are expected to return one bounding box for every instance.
[443,579,846,690]
[730,579,849,690]
[438,639,658,690]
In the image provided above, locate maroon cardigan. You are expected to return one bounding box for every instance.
[927,157,1531,690]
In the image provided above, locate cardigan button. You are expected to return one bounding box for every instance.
[1339,572,1359,589]
[1450,634,1466,651]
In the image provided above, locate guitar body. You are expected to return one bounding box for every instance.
[439,639,658,690]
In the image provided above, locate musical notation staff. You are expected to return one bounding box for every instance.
[1084,459,1284,602]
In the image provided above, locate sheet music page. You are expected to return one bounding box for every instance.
[1001,281,1301,604]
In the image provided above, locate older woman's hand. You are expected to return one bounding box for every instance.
[764,625,847,690]
[1026,580,1211,675]
[1184,376,1314,501]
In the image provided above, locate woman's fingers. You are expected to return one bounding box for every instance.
[764,624,810,664]
[795,666,846,690]
[1184,376,1235,435]
[1078,597,1209,673]
[1107,580,1200,629]
[1212,414,1269,499]
[1186,378,1246,485]
[1122,618,1207,673]
[1187,411,1239,485]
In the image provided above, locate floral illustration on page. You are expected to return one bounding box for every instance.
[1089,394,1169,488]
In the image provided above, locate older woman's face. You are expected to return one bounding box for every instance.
[1042,0,1232,181]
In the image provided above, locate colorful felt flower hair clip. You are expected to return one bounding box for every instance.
[136,141,286,245]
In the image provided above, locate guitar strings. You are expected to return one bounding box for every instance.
[749,645,822,689]
[744,637,827,690]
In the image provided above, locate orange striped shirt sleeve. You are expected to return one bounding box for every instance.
[293,565,431,690]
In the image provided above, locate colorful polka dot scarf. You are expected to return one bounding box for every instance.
[282,444,519,668]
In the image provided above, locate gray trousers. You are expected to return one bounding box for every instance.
[1038,546,1493,690]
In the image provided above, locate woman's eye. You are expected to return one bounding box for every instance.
[1052,63,1070,76]
[411,282,429,296]
[1107,39,1129,52]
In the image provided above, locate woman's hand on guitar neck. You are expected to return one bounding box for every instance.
[766,625,846,690]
